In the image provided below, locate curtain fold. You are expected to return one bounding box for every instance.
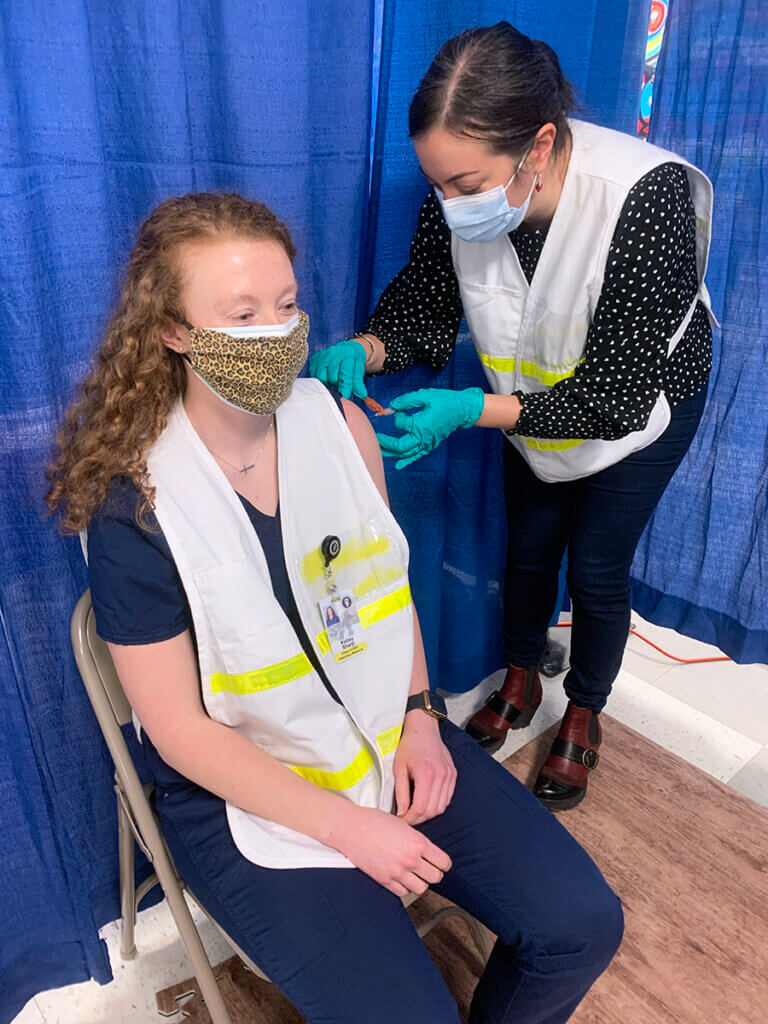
[631,0,768,662]
[361,1,651,692]
[0,2,374,1016]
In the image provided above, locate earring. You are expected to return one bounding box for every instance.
[535,174,543,192]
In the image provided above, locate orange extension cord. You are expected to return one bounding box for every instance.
[551,621,731,664]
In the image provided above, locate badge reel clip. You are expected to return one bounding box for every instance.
[318,535,367,663]
[321,534,341,594]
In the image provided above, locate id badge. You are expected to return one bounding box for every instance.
[318,589,367,663]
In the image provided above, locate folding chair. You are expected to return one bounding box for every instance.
[71,590,493,1024]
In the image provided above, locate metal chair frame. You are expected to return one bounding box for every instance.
[71,590,493,1023]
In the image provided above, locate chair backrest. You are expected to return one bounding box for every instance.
[72,589,133,726]
[70,590,162,856]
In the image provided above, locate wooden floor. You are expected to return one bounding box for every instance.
[157,715,768,1023]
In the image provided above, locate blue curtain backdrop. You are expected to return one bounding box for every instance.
[8,0,762,1017]
[360,0,651,693]
[0,3,374,1020]
[631,0,768,662]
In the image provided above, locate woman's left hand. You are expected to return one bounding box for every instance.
[377,387,486,469]
[394,714,457,825]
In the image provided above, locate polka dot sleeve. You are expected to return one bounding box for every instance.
[510,162,712,441]
[365,190,464,374]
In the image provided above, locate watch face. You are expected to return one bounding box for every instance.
[428,692,448,720]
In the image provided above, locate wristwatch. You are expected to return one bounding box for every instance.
[405,690,448,722]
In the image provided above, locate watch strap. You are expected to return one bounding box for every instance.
[405,690,447,720]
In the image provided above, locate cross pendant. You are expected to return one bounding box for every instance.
[239,463,256,474]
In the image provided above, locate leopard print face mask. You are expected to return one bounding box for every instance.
[182,311,309,415]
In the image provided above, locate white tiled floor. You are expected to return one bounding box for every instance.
[728,745,768,805]
[617,613,768,782]
[13,612,768,1024]
[22,900,235,1024]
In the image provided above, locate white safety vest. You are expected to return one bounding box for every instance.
[141,379,413,869]
[452,118,717,482]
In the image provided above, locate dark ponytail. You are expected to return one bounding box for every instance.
[409,22,575,156]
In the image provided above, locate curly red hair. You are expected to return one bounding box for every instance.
[45,192,295,532]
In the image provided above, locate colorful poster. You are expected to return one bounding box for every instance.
[638,1,669,136]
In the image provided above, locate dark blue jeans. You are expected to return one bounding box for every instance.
[150,720,623,1024]
[503,387,707,711]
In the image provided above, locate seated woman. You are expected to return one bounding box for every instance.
[46,192,623,1024]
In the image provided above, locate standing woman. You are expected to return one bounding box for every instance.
[310,23,716,810]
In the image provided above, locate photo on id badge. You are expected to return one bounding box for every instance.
[319,590,367,662]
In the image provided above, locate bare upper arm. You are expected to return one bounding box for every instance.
[341,398,391,507]
[107,629,208,757]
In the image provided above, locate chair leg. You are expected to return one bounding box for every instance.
[115,797,231,1022]
[117,797,137,960]
[416,906,495,963]
[158,869,233,1024]
[460,912,495,963]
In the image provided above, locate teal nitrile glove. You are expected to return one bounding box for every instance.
[308,339,368,399]
[376,387,486,469]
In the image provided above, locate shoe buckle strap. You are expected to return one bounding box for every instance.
[484,690,527,726]
[551,737,599,770]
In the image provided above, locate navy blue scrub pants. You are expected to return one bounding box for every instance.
[502,386,707,711]
[151,720,623,1024]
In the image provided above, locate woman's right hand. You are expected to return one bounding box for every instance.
[308,339,368,399]
[336,805,452,897]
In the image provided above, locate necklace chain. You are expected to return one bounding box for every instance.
[205,419,274,475]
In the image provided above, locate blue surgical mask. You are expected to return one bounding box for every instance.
[436,150,535,243]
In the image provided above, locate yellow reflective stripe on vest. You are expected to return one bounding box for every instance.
[478,351,587,450]
[315,584,412,655]
[290,745,373,790]
[521,436,586,451]
[290,725,403,790]
[211,652,313,696]
[211,587,411,695]
[300,534,391,585]
[376,724,403,757]
[477,351,578,387]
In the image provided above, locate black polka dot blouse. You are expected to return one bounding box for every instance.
[365,162,712,441]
